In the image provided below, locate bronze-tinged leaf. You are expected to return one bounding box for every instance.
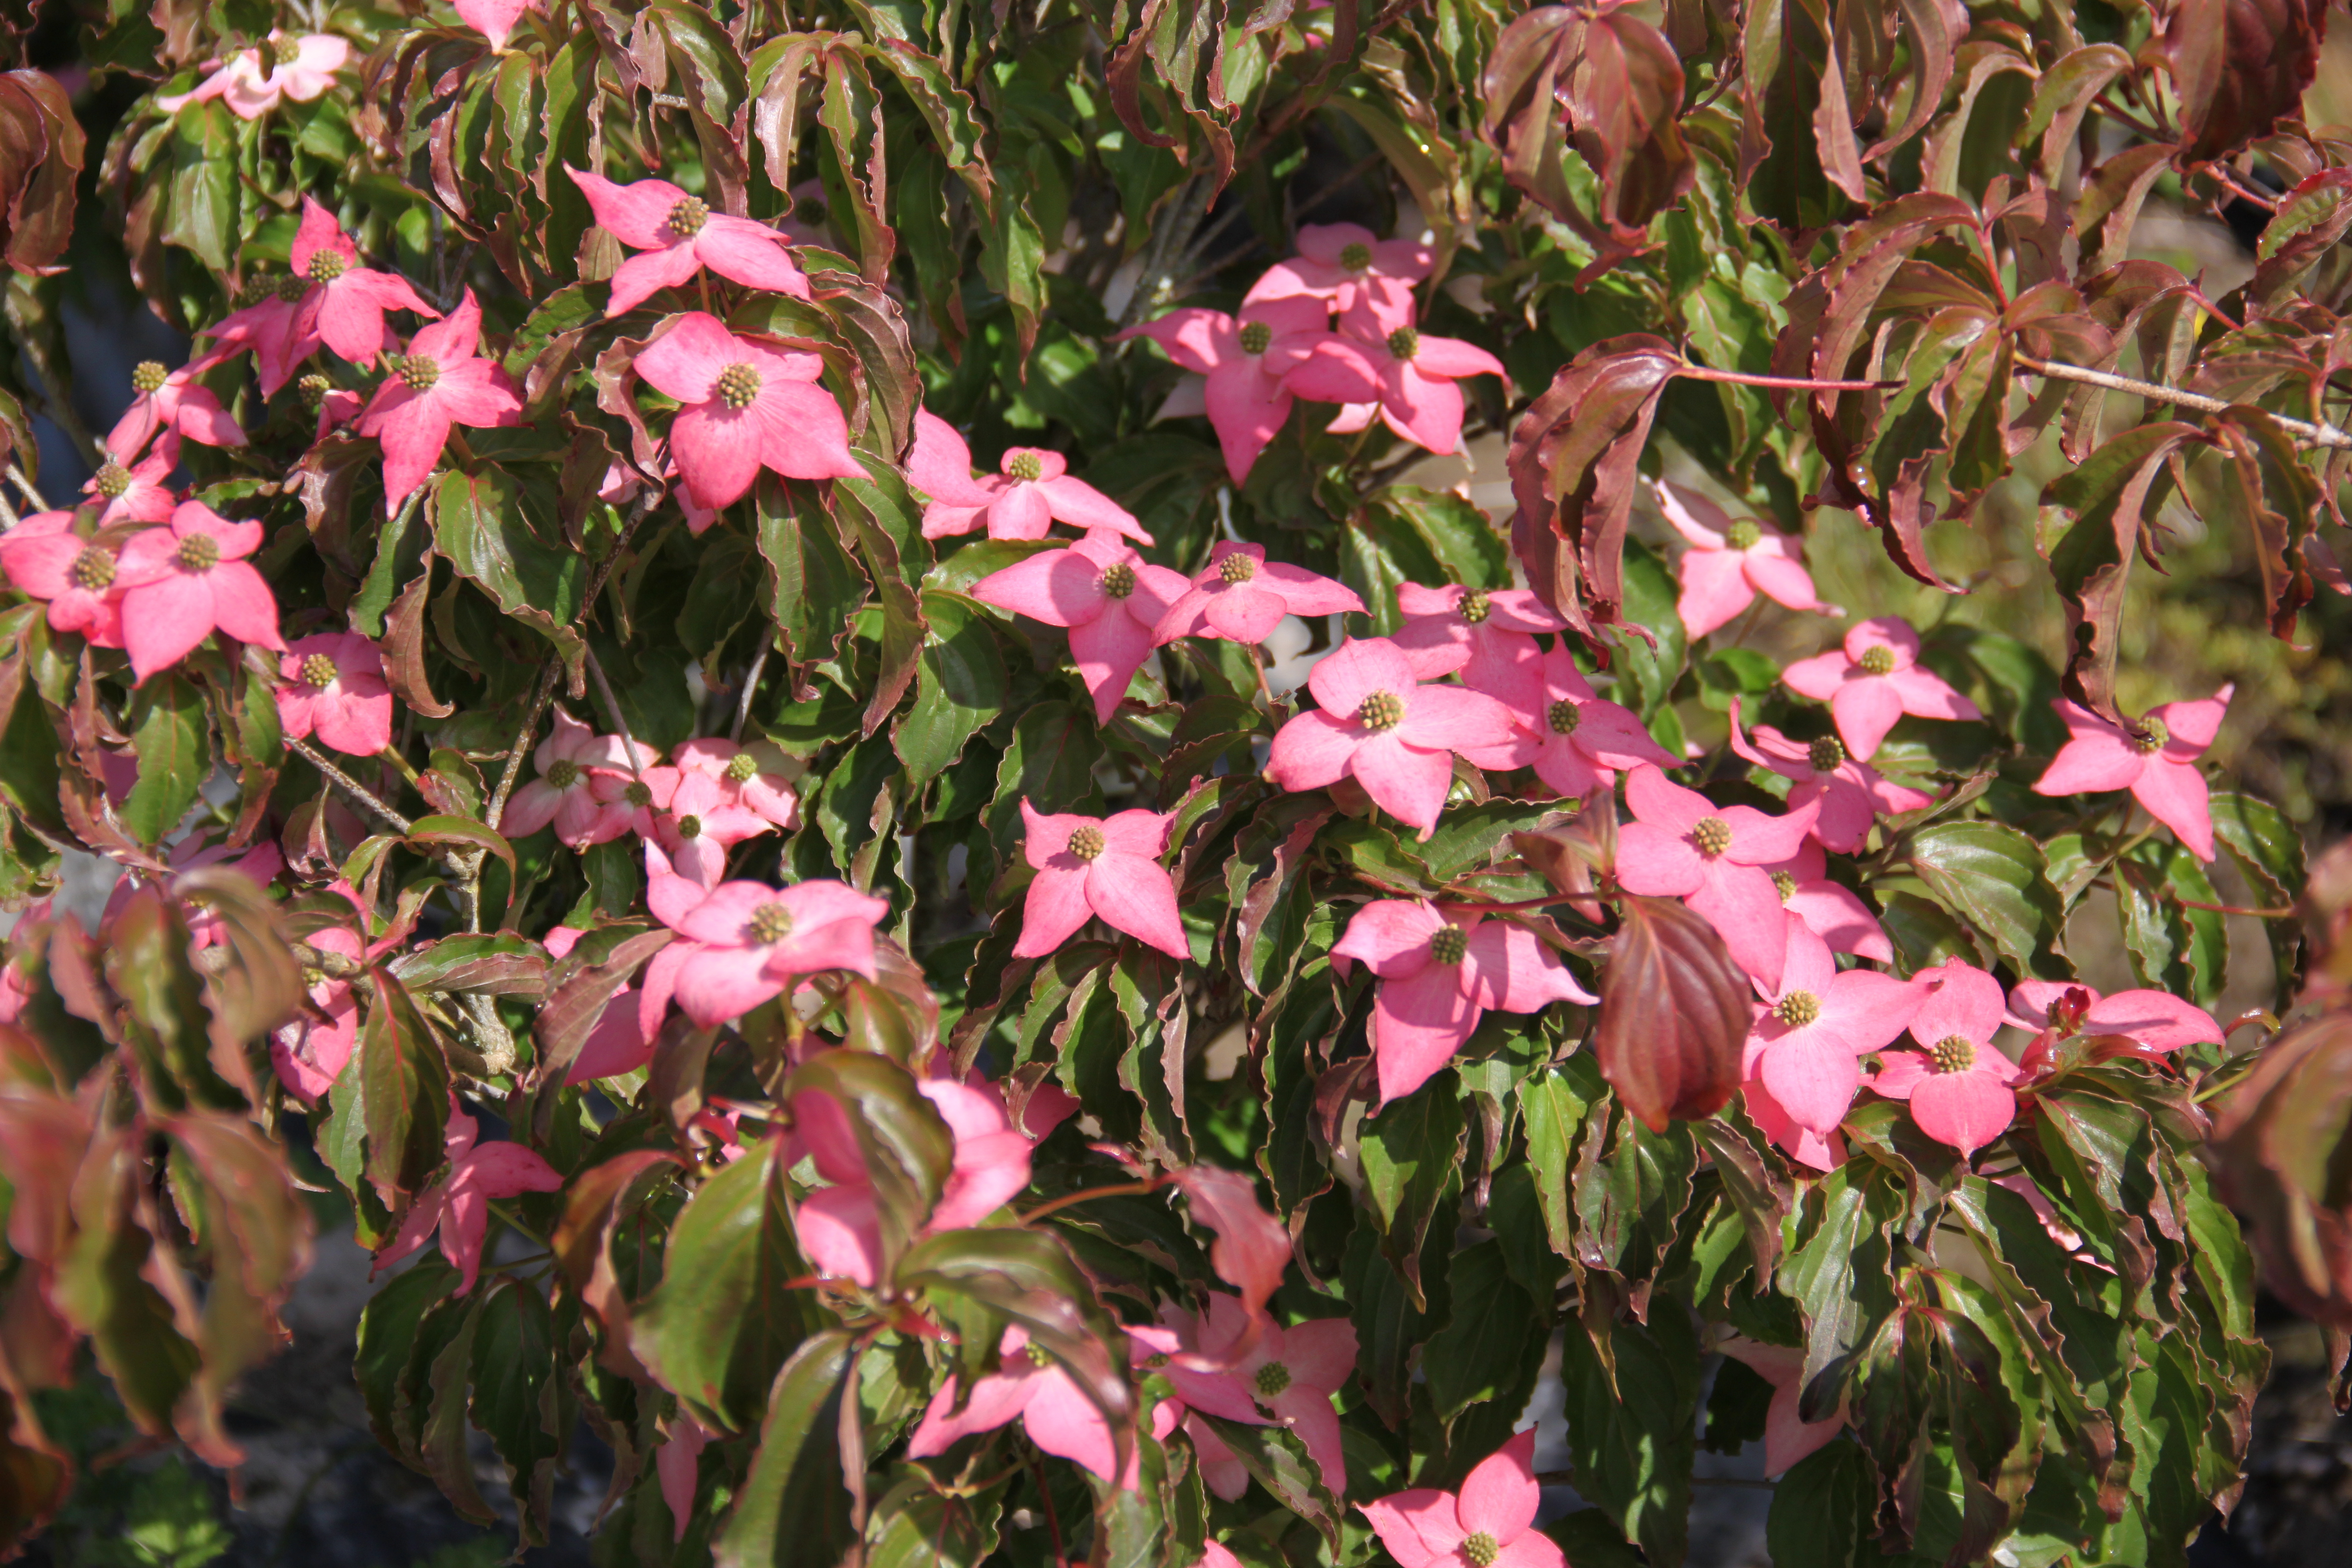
[2039,421,2201,722]
[1557,11,1698,237]
[1596,895,1748,1131]
[383,571,456,720]
[0,71,85,276]
[2208,1012,2352,1331]
[2166,0,2326,168]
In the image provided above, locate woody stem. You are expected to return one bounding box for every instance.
[2173,895,2299,919]
[1673,364,1900,392]
[2013,353,2352,448]
[289,736,413,835]
[583,647,647,784]
[1017,1178,1170,1224]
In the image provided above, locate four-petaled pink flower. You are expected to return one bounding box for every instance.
[356,289,523,512]
[653,768,776,888]
[1614,765,1822,989]
[289,197,441,365]
[455,0,541,48]
[1869,959,2023,1156]
[1714,1337,1846,1477]
[275,632,394,756]
[974,534,1191,723]
[1175,1294,1356,1500]
[83,448,176,527]
[1154,540,1365,647]
[1390,581,1569,708]
[1781,618,1980,762]
[588,764,682,844]
[0,512,128,648]
[907,410,1151,543]
[1245,221,1434,315]
[374,1106,565,1295]
[1333,898,1594,1103]
[907,1326,1137,1487]
[499,708,660,846]
[1360,1429,1565,1568]
[1014,801,1188,960]
[157,31,350,119]
[1757,839,1892,963]
[112,500,285,682]
[640,873,888,1028]
[2005,980,2223,1053]
[1742,913,1921,1139]
[1488,644,1677,798]
[266,896,397,1103]
[2032,686,2232,862]
[567,168,812,318]
[634,311,864,512]
[1268,637,1517,832]
[1654,479,1835,638]
[1288,293,1504,455]
[1727,698,1931,854]
[106,353,246,460]
[1117,297,1370,482]
[673,737,801,830]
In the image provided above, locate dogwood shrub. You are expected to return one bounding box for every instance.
[0,0,2330,1564]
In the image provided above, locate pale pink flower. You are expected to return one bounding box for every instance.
[1389,581,1569,704]
[1244,222,1434,314]
[973,532,1191,723]
[1116,297,1372,482]
[653,769,776,888]
[906,410,1152,544]
[1756,839,1892,963]
[1266,637,1517,832]
[156,32,349,119]
[0,511,129,648]
[1726,698,1931,854]
[112,500,285,682]
[1868,959,2023,1156]
[1781,619,1980,762]
[499,708,660,846]
[1715,1337,1846,1476]
[672,737,801,830]
[1175,1294,1356,1499]
[106,353,246,460]
[454,0,541,48]
[1741,914,1921,1138]
[1153,539,1364,646]
[1286,292,1504,455]
[268,926,365,1103]
[373,1106,564,1295]
[275,632,393,756]
[2004,980,2223,1053]
[288,197,441,365]
[638,872,888,1028]
[355,289,524,512]
[1359,1429,1564,1568]
[632,311,863,512]
[1333,898,1594,1103]
[1653,479,1833,638]
[906,1326,1136,1487]
[82,448,176,527]
[588,764,683,844]
[2031,687,2232,862]
[1483,643,1677,798]
[1614,765,1822,989]
[567,168,812,318]
[1014,801,1188,960]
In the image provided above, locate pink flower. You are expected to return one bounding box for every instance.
[1614,765,1822,989]
[82,448,176,527]
[1742,1070,1844,1172]
[567,168,812,318]
[202,285,315,398]
[454,0,540,48]
[373,1107,564,1295]
[1714,1338,1846,1476]
[673,737,801,830]
[1868,959,2023,1156]
[103,833,284,950]
[268,927,365,1103]
[907,410,1151,544]
[315,386,363,440]
[973,534,1191,722]
[156,32,349,119]
[112,500,285,681]
[653,769,776,888]
[2031,687,2232,862]
[1116,297,1372,482]
[1781,619,1980,762]
[632,311,863,512]
[1741,914,1921,1138]
[1389,582,1569,705]
[1283,292,1504,455]
[1489,644,1677,798]
[0,511,128,648]
[655,1415,711,1543]
[1756,839,1891,963]
[1332,898,1594,1103]
[1014,801,1188,960]
[275,632,393,756]
[1359,1429,1564,1568]
[639,874,888,1028]
[107,353,246,460]
[355,289,524,512]
[2004,980,2223,1053]
[588,764,683,844]
[1154,540,1365,646]
[288,197,441,365]
[1654,479,1834,638]
[1266,637,1517,832]
[500,708,661,845]
[1176,1295,1356,1499]
[1726,699,1931,854]
[907,1326,1136,1487]
[563,996,654,1085]
[1244,222,1434,314]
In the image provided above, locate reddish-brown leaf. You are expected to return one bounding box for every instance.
[2167,0,2327,168]
[1596,895,1748,1131]
[383,571,456,720]
[0,72,83,276]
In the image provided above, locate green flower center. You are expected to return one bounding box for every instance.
[131,362,168,394]
[1005,451,1043,483]
[175,534,220,572]
[1459,589,1490,624]
[1098,563,1136,599]
[1428,926,1466,965]
[666,196,709,238]
[2131,716,2169,754]
[396,354,440,391]
[268,35,302,70]
[1931,1034,1976,1074]
[1548,699,1580,736]
[1385,326,1420,360]
[715,363,761,410]
[1067,826,1105,861]
[1338,242,1372,271]
[748,902,794,944]
[1237,320,1273,355]
[1462,1534,1500,1568]
[1142,1353,1170,1369]
[297,373,331,409]
[1724,519,1763,551]
[676,813,702,839]
[544,758,580,789]
[1808,735,1846,773]
[69,547,115,591]
[300,653,338,690]
[278,274,311,302]
[1858,645,1897,677]
[94,462,131,499]
[239,274,279,306]
[1254,1361,1293,1397]
[1771,870,1797,902]
[1692,816,1732,857]
[624,780,654,808]
[725,751,760,783]
[1774,990,1820,1028]
[1218,553,1257,585]
[1024,1342,1055,1368]
[307,250,347,283]
[1358,690,1404,731]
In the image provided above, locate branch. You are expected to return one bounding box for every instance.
[2014,354,2352,448]
[6,464,50,512]
[288,736,413,835]
[1675,364,1900,392]
[583,645,647,783]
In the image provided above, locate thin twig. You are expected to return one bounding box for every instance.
[288,736,413,834]
[2174,896,2298,919]
[730,639,771,743]
[2014,353,2352,448]
[485,662,561,835]
[583,646,647,783]
[6,464,49,512]
[1677,365,1901,392]
[1018,1178,1168,1224]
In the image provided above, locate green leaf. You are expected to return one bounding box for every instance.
[1421,1239,1548,1424]
[1766,1441,1889,1568]
[407,815,518,879]
[1611,539,1687,719]
[1904,819,2067,979]
[755,473,868,673]
[470,1279,566,1545]
[1358,1081,1467,1310]
[895,590,1008,784]
[359,972,453,1203]
[1191,1413,1345,1549]
[785,1051,955,1269]
[1555,1307,1701,1565]
[121,673,208,844]
[356,1257,460,1455]
[430,466,587,674]
[1519,1064,1597,1261]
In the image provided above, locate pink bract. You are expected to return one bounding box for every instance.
[1014,800,1188,960]
[907,410,1151,543]
[1868,958,2023,1156]
[355,289,524,512]
[1757,838,1893,962]
[672,737,801,830]
[1286,290,1504,455]
[1780,618,1981,762]
[1389,581,1569,704]
[632,311,864,511]
[2031,687,2232,862]
[156,33,348,119]
[639,874,888,1027]
[652,768,775,888]
[499,707,661,846]
[1244,221,1434,314]
[1727,697,1932,854]
[1487,643,1678,798]
[454,0,541,48]
[106,353,246,460]
[1178,1294,1356,1497]
[111,500,285,681]
[1742,913,1922,1137]
[1614,765,1822,989]
[1265,637,1518,833]
[268,926,365,1105]
[290,197,441,365]
[0,512,130,649]
[83,448,176,527]
[1117,296,1373,482]
[1359,1429,1565,1568]
[972,532,1190,722]
[567,168,812,317]
[372,1107,565,1295]
[1653,478,1834,638]
[275,631,394,756]
[1715,1337,1847,1477]
[906,1326,1137,1487]
[1153,539,1364,646]
[2005,980,2223,1052]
